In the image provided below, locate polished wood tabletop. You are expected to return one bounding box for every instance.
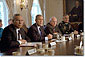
[0,35,84,56]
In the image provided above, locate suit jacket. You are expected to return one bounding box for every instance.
[45,23,61,35]
[28,23,46,42]
[0,24,31,51]
[58,21,74,34]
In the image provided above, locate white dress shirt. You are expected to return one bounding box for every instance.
[16,29,22,44]
[37,26,41,36]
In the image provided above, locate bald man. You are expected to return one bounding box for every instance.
[45,17,61,35]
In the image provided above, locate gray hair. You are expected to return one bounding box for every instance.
[13,14,21,22]
[49,16,57,22]
[63,14,69,19]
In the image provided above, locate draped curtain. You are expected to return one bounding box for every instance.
[39,0,44,16]
[6,0,14,19]
[0,0,9,28]
[39,0,46,24]
[6,0,33,27]
[28,0,33,27]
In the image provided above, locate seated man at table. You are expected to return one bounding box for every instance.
[28,15,52,42]
[0,14,31,51]
[45,17,61,35]
[58,15,78,35]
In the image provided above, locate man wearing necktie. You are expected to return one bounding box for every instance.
[38,27,41,36]
[28,15,53,42]
[0,14,31,52]
[45,17,61,38]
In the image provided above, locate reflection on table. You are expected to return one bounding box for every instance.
[0,33,84,56]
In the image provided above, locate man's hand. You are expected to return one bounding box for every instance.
[53,32,58,34]
[19,39,27,44]
[74,30,78,34]
[47,34,53,39]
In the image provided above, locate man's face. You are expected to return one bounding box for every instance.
[36,16,43,26]
[14,16,24,28]
[0,22,2,27]
[63,15,69,23]
[50,17,57,27]
[8,20,13,25]
[75,1,79,7]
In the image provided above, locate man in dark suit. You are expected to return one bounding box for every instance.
[0,14,31,51]
[58,15,78,35]
[45,17,61,35]
[28,15,52,42]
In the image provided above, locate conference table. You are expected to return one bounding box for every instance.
[0,34,84,56]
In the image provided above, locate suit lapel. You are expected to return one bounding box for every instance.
[35,24,41,36]
[35,24,39,33]
[10,24,17,40]
[13,29,17,40]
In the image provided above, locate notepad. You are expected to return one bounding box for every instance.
[50,42,56,46]
[56,40,67,42]
[28,48,37,55]
[20,42,42,47]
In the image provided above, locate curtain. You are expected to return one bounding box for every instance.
[0,0,9,28]
[28,0,33,27]
[6,0,13,19]
[39,0,44,16]
[39,0,46,25]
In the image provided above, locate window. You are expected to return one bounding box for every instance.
[0,2,3,19]
[0,0,8,28]
[0,2,4,27]
[31,0,42,24]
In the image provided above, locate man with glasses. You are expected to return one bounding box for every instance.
[45,17,61,35]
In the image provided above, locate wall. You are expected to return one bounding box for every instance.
[45,0,63,24]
